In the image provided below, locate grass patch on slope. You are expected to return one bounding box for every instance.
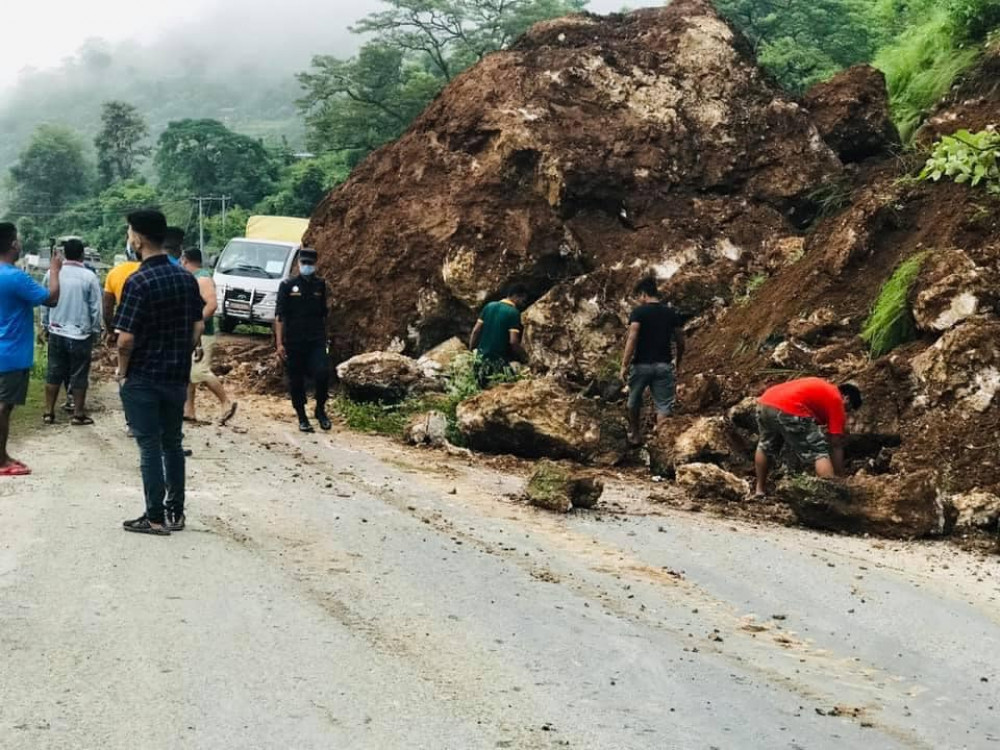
[861,252,928,358]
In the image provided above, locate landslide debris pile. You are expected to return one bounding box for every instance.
[303,1,1000,540]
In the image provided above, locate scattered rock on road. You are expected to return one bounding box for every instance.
[675,463,748,503]
[525,460,604,512]
[947,490,1000,530]
[649,417,748,475]
[404,411,450,447]
[336,351,431,402]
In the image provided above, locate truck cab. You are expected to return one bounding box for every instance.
[213,216,310,334]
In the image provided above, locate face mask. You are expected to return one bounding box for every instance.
[126,241,137,261]
[300,264,316,276]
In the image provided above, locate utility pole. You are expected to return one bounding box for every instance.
[221,195,228,237]
[198,197,205,252]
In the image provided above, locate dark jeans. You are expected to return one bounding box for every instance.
[286,340,329,412]
[120,380,187,523]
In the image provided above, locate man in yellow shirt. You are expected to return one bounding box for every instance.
[103,247,140,342]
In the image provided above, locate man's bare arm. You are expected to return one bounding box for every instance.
[43,255,62,307]
[830,434,846,476]
[103,292,117,336]
[509,329,527,363]
[469,320,484,350]
[198,277,217,320]
[117,332,135,381]
[619,322,640,381]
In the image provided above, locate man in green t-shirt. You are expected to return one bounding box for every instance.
[469,285,528,386]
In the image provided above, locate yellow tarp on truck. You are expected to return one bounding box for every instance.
[245,216,310,244]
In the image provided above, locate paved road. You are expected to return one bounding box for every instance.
[1,388,998,749]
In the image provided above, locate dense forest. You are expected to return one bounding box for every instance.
[2,0,999,258]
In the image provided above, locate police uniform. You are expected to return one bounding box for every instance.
[275,249,329,425]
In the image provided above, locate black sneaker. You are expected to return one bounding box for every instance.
[298,418,315,433]
[123,515,171,536]
[315,410,332,431]
[166,512,186,531]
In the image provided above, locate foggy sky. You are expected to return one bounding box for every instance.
[2,0,630,92]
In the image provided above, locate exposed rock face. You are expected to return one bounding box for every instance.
[675,463,748,502]
[336,352,429,402]
[649,416,748,475]
[307,0,840,364]
[912,249,990,333]
[948,490,1000,530]
[404,411,449,447]
[803,65,900,163]
[525,460,604,512]
[456,378,627,464]
[778,472,946,539]
[911,318,1000,413]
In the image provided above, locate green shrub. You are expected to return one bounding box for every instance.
[919,128,1000,194]
[860,252,928,357]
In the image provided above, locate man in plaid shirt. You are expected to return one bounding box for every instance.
[115,210,204,536]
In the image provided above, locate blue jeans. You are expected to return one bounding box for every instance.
[628,362,676,416]
[120,380,187,523]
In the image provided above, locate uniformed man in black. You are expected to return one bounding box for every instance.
[274,247,331,433]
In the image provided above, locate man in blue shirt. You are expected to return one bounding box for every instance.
[115,211,204,535]
[0,223,62,476]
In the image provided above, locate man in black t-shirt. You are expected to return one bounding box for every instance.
[619,277,685,445]
[275,247,330,433]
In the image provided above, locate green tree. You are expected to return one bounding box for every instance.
[298,0,586,157]
[95,101,152,187]
[715,0,885,91]
[154,119,279,207]
[256,154,350,217]
[8,125,91,213]
[203,206,251,252]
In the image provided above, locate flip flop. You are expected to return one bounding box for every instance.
[70,416,95,426]
[42,413,55,425]
[219,402,238,426]
[0,462,31,477]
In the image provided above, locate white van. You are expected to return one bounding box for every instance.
[213,216,310,333]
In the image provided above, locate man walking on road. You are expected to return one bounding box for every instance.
[274,247,330,433]
[181,248,237,425]
[0,222,61,476]
[754,377,863,498]
[469,284,528,387]
[40,238,102,426]
[115,210,204,535]
[619,277,685,446]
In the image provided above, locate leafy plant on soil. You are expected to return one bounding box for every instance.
[737,273,768,306]
[919,129,1000,194]
[860,252,928,358]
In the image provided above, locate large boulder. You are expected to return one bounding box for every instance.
[911,318,1000,413]
[456,378,627,465]
[675,463,748,503]
[336,351,429,402]
[777,472,946,539]
[803,65,900,163]
[648,416,748,475]
[307,0,840,361]
[525,460,604,512]
[417,337,469,379]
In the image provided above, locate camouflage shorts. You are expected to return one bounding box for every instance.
[756,405,830,464]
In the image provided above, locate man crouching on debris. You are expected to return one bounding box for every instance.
[619,277,685,446]
[469,284,529,387]
[754,377,863,498]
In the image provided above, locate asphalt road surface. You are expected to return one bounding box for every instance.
[1,387,998,749]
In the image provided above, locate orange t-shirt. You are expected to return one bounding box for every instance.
[758,377,847,435]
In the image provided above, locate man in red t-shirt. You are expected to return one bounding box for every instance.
[754,377,863,497]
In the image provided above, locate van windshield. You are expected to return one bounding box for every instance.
[216,241,291,280]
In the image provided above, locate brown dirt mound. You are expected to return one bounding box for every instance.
[306,0,841,365]
[213,336,286,396]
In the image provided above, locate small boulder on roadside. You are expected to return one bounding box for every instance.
[649,416,748,475]
[403,410,449,447]
[336,351,429,402]
[777,471,945,538]
[525,460,604,512]
[948,490,1000,530]
[675,463,748,503]
[456,378,627,465]
[418,337,469,379]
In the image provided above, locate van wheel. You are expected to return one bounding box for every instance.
[219,316,239,334]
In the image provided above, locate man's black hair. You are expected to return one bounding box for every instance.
[62,238,85,261]
[839,383,863,411]
[505,283,529,300]
[182,247,203,265]
[633,276,660,298]
[127,210,167,246]
[163,226,185,257]
[0,222,17,255]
